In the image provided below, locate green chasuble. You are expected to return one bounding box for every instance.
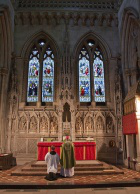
[60,141,76,169]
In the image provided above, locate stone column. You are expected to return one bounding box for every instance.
[70,107,76,141]
[7,115,12,153]
[0,68,8,152]
[58,108,63,141]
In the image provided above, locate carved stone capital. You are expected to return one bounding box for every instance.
[0,68,8,75]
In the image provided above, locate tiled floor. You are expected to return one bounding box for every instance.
[0,188,140,194]
[0,165,140,186]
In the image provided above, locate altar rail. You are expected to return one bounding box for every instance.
[37,142,96,161]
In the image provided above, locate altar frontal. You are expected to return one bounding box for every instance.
[37,142,96,161]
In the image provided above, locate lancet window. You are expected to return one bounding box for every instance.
[79,40,105,102]
[27,47,40,102]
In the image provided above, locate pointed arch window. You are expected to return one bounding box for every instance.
[42,47,54,102]
[93,47,105,102]
[27,47,40,102]
[27,40,55,103]
[78,40,105,103]
[79,47,91,102]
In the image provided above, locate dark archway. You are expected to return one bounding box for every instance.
[62,103,71,122]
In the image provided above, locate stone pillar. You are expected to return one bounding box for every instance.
[0,68,8,152]
[70,108,76,141]
[58,108,63,141]
[7,115,11,152]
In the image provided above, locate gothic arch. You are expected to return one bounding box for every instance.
[106,112,115,134]
[75,113,83,135]
[17,111,28,133]
[29,115,38,133]
[60,96,72,107]
[73,31,112,60]
[84,111,94,118]
[84,112,94,133]
[20,31,60,105]
[121,7,139,69]
[39,114,49,133]
[95,111,105,122]
[121,7,139,36]
[18,115,27,133]
[121,8,140,92]
[95,112,105,133]
[50,112,58,135]
[20,31,60,59]
[62,102,71,122]
[73,31,111,103]
[75,111,83,118]
[18,111,28,120]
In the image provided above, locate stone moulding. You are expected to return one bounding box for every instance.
[14,12,118,27]
[14,0,121,11]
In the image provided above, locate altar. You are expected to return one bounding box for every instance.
[37,142,96,161]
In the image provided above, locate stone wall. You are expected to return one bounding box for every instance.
[0,0,124,164]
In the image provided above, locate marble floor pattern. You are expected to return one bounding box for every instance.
[0,165,140,185]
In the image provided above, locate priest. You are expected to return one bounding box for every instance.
[60,136,76,177]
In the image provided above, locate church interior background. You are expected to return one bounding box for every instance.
[0,0,140,171]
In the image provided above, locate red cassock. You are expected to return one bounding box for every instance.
[85,68,88,75]
[47,69,50,74]
[35,70,38,76]
[81,88,85,96]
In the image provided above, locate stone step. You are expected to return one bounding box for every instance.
[31,161,103,168]
[31,164,104,168]
[11,160,124,176]
[21,166,111,172]
[11,170,124,176]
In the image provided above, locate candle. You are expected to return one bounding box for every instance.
[87,126,89,135]
[80,126,81,135]
[41,137,43,142]
[52,126,54,134]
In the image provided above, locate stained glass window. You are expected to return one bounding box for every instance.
[27,48,40,102]
[78,40,106,103]
[93,48,105,102]
[79,47,91,102]
[27,39,56,104]
[87,40,95,47]
[42,47,54,102]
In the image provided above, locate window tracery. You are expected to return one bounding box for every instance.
[78,40,105,102]
[27,39,55,103]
